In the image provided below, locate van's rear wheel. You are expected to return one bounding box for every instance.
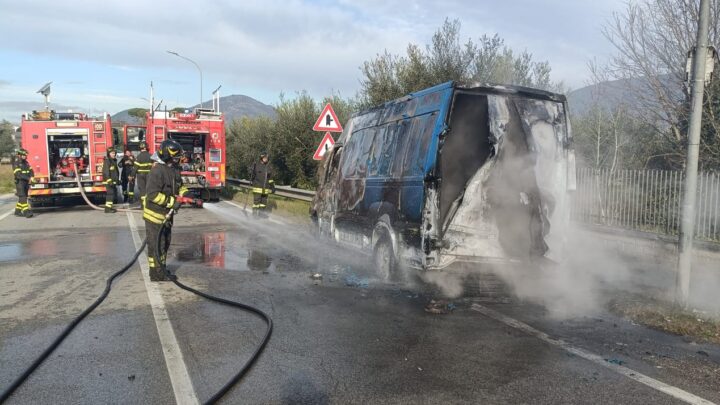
[373,233,396,281]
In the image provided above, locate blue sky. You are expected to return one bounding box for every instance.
[0,0,626,123]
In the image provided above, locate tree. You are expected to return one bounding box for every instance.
[359,19,565,107]
[0,120,16,159]
[127,108,149,124]
[226,92,357,188]
[602,0,720,170]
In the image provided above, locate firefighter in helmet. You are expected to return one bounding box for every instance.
[119,149,136,203]
[144,139,190,281]
[249,151,275,217]
[133,142,152,207]
[102,147,119,213]
[13,148,34,218]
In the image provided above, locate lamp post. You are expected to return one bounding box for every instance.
[166,50,203,109]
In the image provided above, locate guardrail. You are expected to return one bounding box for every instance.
[226,178,316,202]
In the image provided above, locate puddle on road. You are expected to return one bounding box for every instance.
[169,227,376,285]
[0,232,134,263]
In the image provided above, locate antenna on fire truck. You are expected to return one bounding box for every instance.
[212,85,222,113]
[150,81,154,114]
[37,82,52,111]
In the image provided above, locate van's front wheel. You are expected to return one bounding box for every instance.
[373,233,396,282]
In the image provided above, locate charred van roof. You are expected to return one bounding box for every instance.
[352,80,566,119]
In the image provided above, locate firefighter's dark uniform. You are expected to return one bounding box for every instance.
[13,153,34,218]
[120,153,136,203]
[134,149,153,203]
[144,159,190,281]
[102,151,119,212]
[249,158,274,217]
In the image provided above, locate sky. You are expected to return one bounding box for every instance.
[0,0,627,123]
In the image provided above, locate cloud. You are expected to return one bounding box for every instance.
[0,0,627,116]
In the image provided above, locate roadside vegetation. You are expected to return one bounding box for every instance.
[0,164,14,194]
[609,293,720,345]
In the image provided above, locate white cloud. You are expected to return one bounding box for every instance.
[0,0,627,118]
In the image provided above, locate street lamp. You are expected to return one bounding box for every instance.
[166,50,203,109]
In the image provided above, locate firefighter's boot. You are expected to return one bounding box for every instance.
[14,208,21,216]
[105,207,117,213]
[149,265,166,282]
[23,210,34,218]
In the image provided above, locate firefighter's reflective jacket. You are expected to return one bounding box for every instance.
[120,155,136,178]
[249,161,274,194]
[143,162,190,224]
[13,159,33,183]
[102,157,119,185]
[134,151,153,175]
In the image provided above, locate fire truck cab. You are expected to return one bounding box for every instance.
[112,124,146,155]
[21,109,113,205]
[144,108,225,201]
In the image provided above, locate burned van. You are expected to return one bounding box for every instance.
[311,81,575,279]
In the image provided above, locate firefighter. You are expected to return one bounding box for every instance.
[102,147,119,213]
[249,151,275,217]
[119,149,136,203]
[144,139,190,282]
[13,148,34,218]
[134,142,152,206]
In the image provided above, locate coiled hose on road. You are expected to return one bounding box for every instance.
[0,175,273,404]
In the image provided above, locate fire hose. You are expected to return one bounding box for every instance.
[72,163,141,213]
[1,182,273,404]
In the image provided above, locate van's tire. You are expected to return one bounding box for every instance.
[373,231,397,282]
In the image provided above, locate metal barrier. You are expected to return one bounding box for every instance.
[572,168,719,242]
[226,178,316,202]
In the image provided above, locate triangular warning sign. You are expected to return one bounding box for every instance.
[313,103,343,133]
[313,132,335,160]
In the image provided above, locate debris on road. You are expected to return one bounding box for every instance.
[345,274,369,288]
[605,358,626,366]
[424,299,456,314]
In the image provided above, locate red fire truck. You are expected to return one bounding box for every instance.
[21,109,113,205]
[114,107,226,201]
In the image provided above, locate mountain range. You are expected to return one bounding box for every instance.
[111,94,276,124]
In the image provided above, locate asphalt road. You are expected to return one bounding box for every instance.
[0,196,718,404]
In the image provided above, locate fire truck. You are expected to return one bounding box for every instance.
[114,105,226,201]
[21,109,113,205]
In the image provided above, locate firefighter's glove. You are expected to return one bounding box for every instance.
[171,199,182,212]
[269,181,276,193]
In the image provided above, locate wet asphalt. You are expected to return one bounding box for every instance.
[0,196,718,404]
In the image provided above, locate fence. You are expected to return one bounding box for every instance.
[572,168,720,242]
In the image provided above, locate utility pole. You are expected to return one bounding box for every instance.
[676,0,711,306]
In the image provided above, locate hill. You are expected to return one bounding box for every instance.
[111,94,276,124]
[566,74,682,117]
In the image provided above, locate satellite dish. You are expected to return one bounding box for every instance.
[37,82,52,97]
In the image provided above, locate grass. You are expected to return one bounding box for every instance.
[223,186,312,225]
[608,293,720,344]
[0,164,14,194]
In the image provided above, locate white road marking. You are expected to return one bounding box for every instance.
[0,209,15,222]
[126,212,200,405]
[221,199,286,225]
[471,303,716,405]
